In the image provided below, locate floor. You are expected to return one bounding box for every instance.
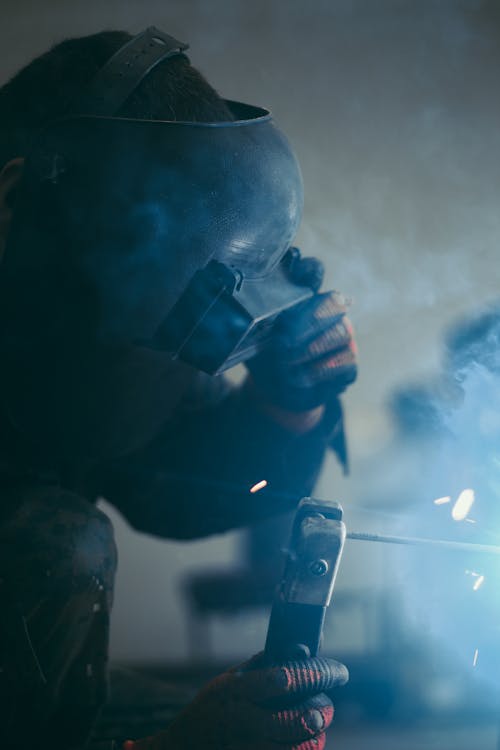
[327,724,498,750]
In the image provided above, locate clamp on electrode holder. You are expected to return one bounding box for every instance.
[264,497,346,660]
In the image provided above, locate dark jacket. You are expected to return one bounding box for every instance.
[0,340,345,538]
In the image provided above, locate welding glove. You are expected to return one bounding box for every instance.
[247,248,357,412]
[123,652,348,750]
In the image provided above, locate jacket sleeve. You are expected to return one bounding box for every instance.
[84,375,346,539]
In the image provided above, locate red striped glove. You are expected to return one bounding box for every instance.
[124,653,348,750]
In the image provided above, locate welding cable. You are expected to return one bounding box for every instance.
[122,654,348,749]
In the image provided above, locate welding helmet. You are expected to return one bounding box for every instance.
[0,27,309,375]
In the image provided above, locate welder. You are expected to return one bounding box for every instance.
[0,28,357,750]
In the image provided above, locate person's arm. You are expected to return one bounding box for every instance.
[2,336,197,463]
[85,373,346,539]
[85,252,356,539]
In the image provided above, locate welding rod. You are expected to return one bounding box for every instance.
[347,531,500,556]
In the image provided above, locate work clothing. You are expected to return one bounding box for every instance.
[0,485,116,750]
[0,370,345,749]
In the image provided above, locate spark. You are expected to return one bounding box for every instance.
[473,575,485,591]
[451,489,475,521]
[473,649,479,667]
[250,479,268,494]
[434,496,451,506]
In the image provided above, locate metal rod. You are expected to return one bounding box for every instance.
[347,531,500,556]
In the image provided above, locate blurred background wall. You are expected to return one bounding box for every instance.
[2,0,500,684]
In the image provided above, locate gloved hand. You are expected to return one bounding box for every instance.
[124,652,348,750]
[247,248,357,412]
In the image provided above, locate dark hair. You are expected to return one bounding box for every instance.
[0,30,233,169]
